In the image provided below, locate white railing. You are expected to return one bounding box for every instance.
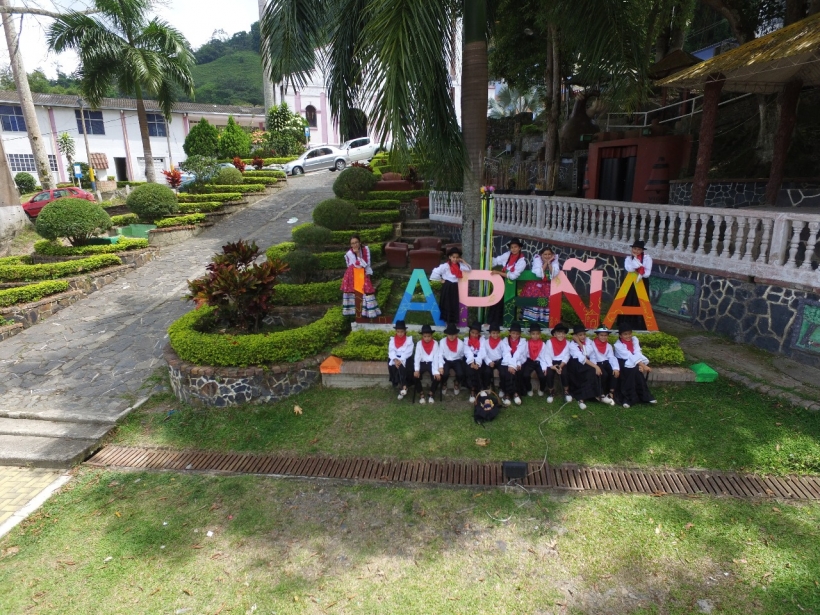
[604,93,754,130]
[430,191,820,289]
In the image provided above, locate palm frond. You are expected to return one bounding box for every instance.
[260,0,327,91]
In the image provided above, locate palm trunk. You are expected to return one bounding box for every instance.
[461,0,488,268]
[0,134,19,205]
[135,94,157,183]
[545,25,560,191]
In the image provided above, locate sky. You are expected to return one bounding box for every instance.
[1,0,261,80]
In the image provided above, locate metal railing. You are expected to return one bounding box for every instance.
[604,93,754,130]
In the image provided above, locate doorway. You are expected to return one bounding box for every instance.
[114,157,128,181]
[597,146,637,201]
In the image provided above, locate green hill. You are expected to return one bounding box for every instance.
[186,51,264,107]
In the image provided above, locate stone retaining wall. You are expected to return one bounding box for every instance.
[28,247,158,266]
[164,345,326,407]
[669,179,820,208]
[0,290,84,327]
[0,321,24,342]
[148,224,211,247]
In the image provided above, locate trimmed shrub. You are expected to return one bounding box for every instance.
[14,172,37,194]
[154,213,206,228]
[110,213,139,226]
[330,224,393,244]
[116,181,146,188]
[351,199,401,210]
[205,184,265,193]
[126,183,178,222]
[292,223,332,250]
[178,201,223,213]
[34,238,148,256]
[361,190,428,201]
[218,116,251,159]
[244,170,286,179]
[177,193,242,203]
[275,278,341,305]
[213,166,243,185]
[35,198,112,246]
[266,242,383,270]
[179,155,222,193]
[333,166,378,200]
[281,249,320,284]
[183,118,219,157]
[0,280,70,308]
[265,242,296,262]
[312,198,359,230]
[358,210,400,224]
[243,176,277,186]
[168,305,348,366]
[0,254,121,282]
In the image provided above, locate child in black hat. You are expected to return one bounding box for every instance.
[590,326,620,402]
[439,322,467,398]
[521,322,550,397]
[482,323,506,402]
[414,324,442,404]
[388,320,414,400]
[566,325,615,409]
[501,322,526,406]
[430,247,471,325]
[464,321,488,403]
[544,323,571,402]
[620,240,653,330]
[613,323,657,408]
[487,238,527,326]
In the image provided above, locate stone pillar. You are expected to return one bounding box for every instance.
[764,79,803,206]
[691,75,724,207]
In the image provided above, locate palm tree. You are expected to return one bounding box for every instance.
[47,0,194,183]
[488,85,545,119]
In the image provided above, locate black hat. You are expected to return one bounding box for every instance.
[447,246,462,256]
[617,322,633,334]
[509,238,523,248]
[631,240,646,250]
[551,323,569,334]
[489,323,501,332]
[529,323,542,332]
[469,321,482,332]
[593,326,610,334]
[444,323,459,335]
[509,322,522,333]
[394,320,406,330]
[572,325,587,335]
[420,324,433,334]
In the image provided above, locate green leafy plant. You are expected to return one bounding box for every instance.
[35,198,112,246]
[360,190,429,201]
[213,166,243,185]
[177,193,242,203]
[0,254,121,282]
[56,132,76,171]
[351,199,401,210]
[266,242,384,270]
[186,239,289,332]
[358,210,400,224]
[292,223,332,251]
[244,170,286,179]
[179,155,222,193]
[154,213,206,228]
[110,213,139,226]
[184,118,220,157]
[281,249,321,284]
[126,183,178,222]
[218,116,251,159]
[329,224,393,244]
[333,166,378,200]
[312,198,359,230]
[0,280,70,307]
[34,238,147,255]
[177,201,223,213]
[206,184,265,193]
[274,278,342,305]
[14,172,37,194]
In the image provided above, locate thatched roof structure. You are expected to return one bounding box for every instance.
[648,49,701,80]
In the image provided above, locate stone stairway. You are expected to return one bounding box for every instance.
[400,219,435,239]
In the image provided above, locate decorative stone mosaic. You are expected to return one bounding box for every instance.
[670,180,820,208]
[165,345,325,407]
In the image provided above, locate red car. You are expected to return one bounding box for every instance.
[22,187,96,218]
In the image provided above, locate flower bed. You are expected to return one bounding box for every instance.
[33,238,148,256]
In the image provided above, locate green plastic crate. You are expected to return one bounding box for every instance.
[690,362,718,383]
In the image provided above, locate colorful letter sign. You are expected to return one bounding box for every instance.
[549,258,603,328]
[457,270,505,307]
[393,269,444,326]
[603,272,659,330]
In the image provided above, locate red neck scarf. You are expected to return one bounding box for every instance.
[489,337,501,350]
[622,339,634,353]
[448,262,463,279]
[468,337,481,351]
[550,338,567,354]
[422,339,436,355]
[509,338,520,353]
[542,257,553,281]
[636,252,645,276]
[594,339,609,354]
[505,252,522,272]
[446,338,459,352]
[528,339,543,360]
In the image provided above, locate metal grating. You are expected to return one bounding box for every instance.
[86,446,820,501]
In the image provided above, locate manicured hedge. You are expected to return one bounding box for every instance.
[110,213,139,226]
[242,177,278,186]
[116,181,146,188]
[329,224,393,244]
[266,242,384,270]
[274,279,341,306]
[178,201,223,213]
[34,238,148,256]
[358,210,400,224]
[205,184,265,193]
[0,280,70,307]
[265,242,296,262]
[168,305,348,366]
[154,213,206,228]
[243,170,286,179]
[0,254,122,282]
[223,157,297,166]
[362,190,428,201]
[177,193,242,203]
[351,199,401,210]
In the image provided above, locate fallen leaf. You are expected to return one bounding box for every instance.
[209,503,222,511]
[293,405,303,415]
[1,546,20,558]
[772,507,781,513]
[114,511,121,518]
[182,588,192,596]
[149,588,160,596]
[107,481,119,487]
[191,545,203,549]
[475,438,490,447]
[775,422,782,426]
[685,523,694,530]
[776,443,781,451]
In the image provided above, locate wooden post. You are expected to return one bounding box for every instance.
[691,75,724,207]
[764,79,803,206]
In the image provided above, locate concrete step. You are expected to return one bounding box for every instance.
[401,230,437,238]
[0,417,112,441]
[403,219,433,227]
[0,434,101,468]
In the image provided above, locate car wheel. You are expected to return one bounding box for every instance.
[291,166,304,176]
[329,168,337,172]
[335,159,347,171]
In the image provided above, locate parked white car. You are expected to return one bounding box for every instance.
[283,146,350,176]
[340,137,390,163]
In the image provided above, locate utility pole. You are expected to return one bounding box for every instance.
[0,0,54,189]
[258,0,275,111]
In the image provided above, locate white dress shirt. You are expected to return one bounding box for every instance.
[414,339,443,371]
[624,253,653,280]
[482,337,506,366]
[430,261,472,283]
[531,254,561,280]
[501,337,527,368]
[546,337,570,363]
[614,338,651,368]
[463,337,486,366]
[439,337,465,363]
[492,251,527,280]
[388,335,414,366]
[525,339,550,371]
[568,338,597,365]
[345,247,374,275]
[590,339,620,371]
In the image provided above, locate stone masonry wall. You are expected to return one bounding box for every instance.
[669,179,820,208]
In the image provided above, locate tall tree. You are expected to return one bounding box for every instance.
[48,0,195,183]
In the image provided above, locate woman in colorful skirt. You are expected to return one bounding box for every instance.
[521,246,560,323]
[341,234,381,319]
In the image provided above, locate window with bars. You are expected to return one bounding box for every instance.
[305,105,317,128]
[7,154,58,173]
[75,109,105,135]
[146,113,167,137]
[0,105,26,132]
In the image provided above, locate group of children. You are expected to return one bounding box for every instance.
[388,319,656,410]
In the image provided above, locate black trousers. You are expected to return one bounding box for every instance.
[442,359,467,389]
[597,361,617,395]
[500,366,524,397]
[566,359,603,401]
[466,362,493,392]
[616,362,655,405]
[521,359,547,392]
[545,360,569,393]
[415,361,441,393]
[388,363,410,388]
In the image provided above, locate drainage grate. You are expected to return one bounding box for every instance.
[86,446,820,501]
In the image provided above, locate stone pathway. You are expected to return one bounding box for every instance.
[0,466,70,539]
[0,172,335,467]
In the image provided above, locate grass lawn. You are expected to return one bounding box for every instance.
[0,469,818,614]
[115,381,820,476]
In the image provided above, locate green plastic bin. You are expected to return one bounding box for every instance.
[690,363,718,383]
[85,235,121,245]
[117,224,156,239]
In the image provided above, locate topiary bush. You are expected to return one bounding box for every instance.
[126,183,179,222]
[183,118,219,157]
[0,280,70,308]
[213,166,243,185]
[312,198,359,230]
[14,172,37,194]
[154,213,206,228]
[292,223,332,251]
[332,166,378,200]
[281,249,321,284]
[218,116,251,159]
[34,238,147,256]
[35,198,112,246]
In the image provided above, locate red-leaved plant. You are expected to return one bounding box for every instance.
[162,168,183,189]
[252,156,265,170]
[232,157,246,172]
[186,240,288,332]
[350,161,373,172]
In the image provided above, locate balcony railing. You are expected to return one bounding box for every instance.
[429,191,820,289]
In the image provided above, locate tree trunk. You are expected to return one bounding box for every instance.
[0,134,19,205]
[764,79,802,206]
[135,94,157,183]
[461,0,488,268]
[699,0,756,43]
[810,0,820,16]
[784,0,806,25]
[545,25,560,191]
[258,0,275,110]
[691,75,724,206]
[1,0,54,190]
